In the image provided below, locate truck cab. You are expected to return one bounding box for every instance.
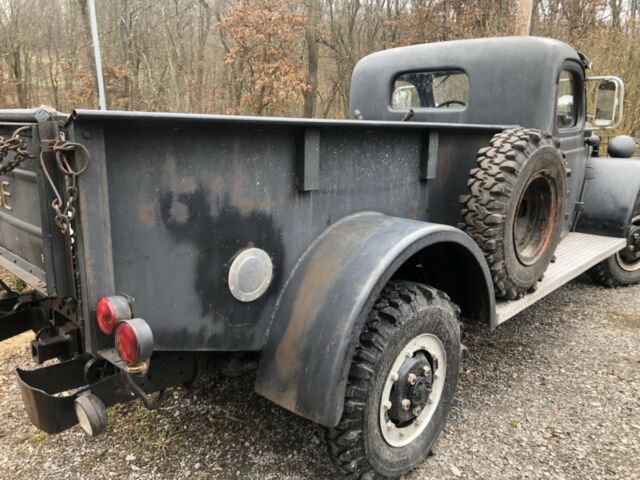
[349,36,627,232]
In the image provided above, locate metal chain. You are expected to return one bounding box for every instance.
[39,132,91,234]
[0,126,90,235]
[0,126,32,176]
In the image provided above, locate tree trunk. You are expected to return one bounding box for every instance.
[516,0,534,35]
[303,0,319,118]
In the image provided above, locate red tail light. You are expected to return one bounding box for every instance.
[115,322,139,364]
[96,296,132,335]
[115,318,154,366]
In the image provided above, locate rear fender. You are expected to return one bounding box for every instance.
[576,157,640,237]
[255,212,493,427]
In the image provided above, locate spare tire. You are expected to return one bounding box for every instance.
[460,128,568,300]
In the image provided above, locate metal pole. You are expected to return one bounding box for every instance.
[87,0,107,110]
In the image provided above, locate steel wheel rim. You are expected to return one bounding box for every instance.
[513,171,558,266]
[616,214,640,272]
[379,333,446,448]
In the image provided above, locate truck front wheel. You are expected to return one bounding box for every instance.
[588,199,640,287]
[327,281,460,479]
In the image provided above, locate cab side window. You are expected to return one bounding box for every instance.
[556,70,577,128]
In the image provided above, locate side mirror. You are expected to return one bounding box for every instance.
[586,76,625,130]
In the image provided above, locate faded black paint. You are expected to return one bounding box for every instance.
[255,212,494,427]
[575,157,640,237]
[159,187,284,334]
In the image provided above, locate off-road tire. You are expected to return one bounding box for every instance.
[588,194,640,287]
[460,128,568,300]
[326,281,460,479]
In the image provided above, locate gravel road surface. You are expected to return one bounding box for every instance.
[0,278,638,480]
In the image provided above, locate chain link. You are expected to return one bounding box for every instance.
[0,126,32,176]
[39,132,91,234]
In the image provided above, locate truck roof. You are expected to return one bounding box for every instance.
[349,36,584,131]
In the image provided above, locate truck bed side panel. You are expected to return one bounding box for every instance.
[69,113,502,352]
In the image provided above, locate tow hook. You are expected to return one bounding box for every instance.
[122,370,165,410]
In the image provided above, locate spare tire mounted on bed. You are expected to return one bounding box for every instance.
[460,128,569,300]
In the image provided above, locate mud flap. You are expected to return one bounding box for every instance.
[16,351,202,434]
[16,355,131,434]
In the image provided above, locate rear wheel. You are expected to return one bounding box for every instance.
[327,281,460,479]
[588,198,640,287]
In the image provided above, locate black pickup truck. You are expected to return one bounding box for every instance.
[1,36,639,479]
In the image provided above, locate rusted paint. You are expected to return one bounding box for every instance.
[272,220,372,411]
[138,205,156,226]
[437,137,454,180]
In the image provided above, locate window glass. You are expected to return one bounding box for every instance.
[391,70,469,110]
[556,70,576,128]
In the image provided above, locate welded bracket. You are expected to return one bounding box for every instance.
[297,128,320,191]
[420,130,439,181]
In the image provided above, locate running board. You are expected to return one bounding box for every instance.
[495,233,626,325]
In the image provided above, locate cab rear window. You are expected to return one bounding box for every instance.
[391,70,469,110]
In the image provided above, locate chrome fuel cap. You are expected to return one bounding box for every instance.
[228,248,273,302]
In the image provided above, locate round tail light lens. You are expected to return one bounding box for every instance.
[96,296,132,335]
[115,322,139,364]
[96,297,117,334]
[115,318,154,366]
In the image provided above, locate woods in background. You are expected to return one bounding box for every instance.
[0,0,638,136]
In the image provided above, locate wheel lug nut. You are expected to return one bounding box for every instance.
[401,399,411,411]
[412,406,422,416]
[386,421,394,430]
[383,401,392,411]
[407,373,418,385]
[423,365,431,376]
[390,373,399,382]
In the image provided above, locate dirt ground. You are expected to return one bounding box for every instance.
[0,278,638,480]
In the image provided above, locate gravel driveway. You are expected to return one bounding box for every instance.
[0,278,638,480]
